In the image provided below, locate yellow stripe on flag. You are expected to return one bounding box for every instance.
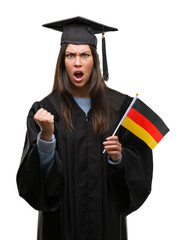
[121,117,158,149]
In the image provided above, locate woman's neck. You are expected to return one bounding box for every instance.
[72,89,90,98]
[73,94,90,98]
[70,82,90,98]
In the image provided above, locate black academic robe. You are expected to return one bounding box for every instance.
[17,87,153,240]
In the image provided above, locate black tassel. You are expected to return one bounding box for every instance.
[102,33,109,81]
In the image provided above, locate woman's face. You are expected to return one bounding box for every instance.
[65,44,94,97]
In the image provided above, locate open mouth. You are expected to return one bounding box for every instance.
[74,71,84,81]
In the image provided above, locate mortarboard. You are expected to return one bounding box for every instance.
[42,16,118,81]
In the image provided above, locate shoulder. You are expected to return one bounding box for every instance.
[40,91,60,108]
[105,87,132,113]
[40,91,61,120]
[29,91,61,120]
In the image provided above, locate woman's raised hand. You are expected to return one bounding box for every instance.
[34,108,54,142]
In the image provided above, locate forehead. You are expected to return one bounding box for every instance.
[65,44,91,52]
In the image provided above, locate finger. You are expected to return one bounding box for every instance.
[35,109,53,122]
[35,111,48,122]
[107,150,120,155]
[34,108,44,119]
[40,111,51,120]
[104,146,122,152]
[106,136,119,142]
[50,114,54,123]
[104,141,122,149]
[103,140,121,147]
[34,108,50,119]
[39,114,54,123]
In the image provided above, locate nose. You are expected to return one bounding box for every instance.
[74,56,82,67]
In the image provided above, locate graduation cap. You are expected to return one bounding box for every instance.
[42,16,118,81]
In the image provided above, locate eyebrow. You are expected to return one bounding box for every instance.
[65,50,91,54]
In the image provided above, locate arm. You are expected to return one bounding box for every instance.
[37,132,56,177]
[16,103,62,211]
[104,91,153,216]
[104,129,153,216]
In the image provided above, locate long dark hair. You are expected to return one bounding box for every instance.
[52,43,109,135]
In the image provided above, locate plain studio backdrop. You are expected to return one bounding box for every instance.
[0,0,185,239]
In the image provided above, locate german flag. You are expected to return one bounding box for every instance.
[121,98,169,149]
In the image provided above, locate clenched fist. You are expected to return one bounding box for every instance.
[34,108,54,141]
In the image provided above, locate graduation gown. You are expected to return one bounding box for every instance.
[16,87,153,240]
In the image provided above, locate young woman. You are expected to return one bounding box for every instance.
[17,17,153,240]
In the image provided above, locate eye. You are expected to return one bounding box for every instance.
[82,53,89,58]
[66,53,74,59]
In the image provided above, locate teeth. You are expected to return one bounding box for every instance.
[75,72,83,74]
[74,72,83,78]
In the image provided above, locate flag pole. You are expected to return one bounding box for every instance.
[103,94,138,154]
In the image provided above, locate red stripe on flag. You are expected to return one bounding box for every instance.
[127,108,163,143]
